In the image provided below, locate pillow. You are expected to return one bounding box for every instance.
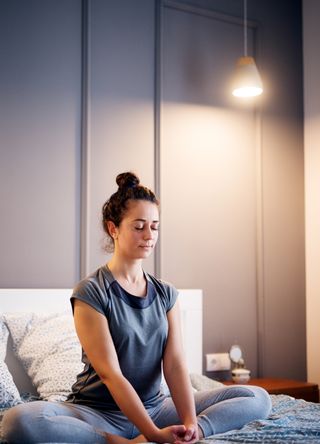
[160,372,197,397]
[190,373,225,391]
[0,316,21,408]
[4,312,83,402]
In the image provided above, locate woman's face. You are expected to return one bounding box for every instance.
[111,199,159,260]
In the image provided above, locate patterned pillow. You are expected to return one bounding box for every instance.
[0,316,21,408]
[3,312,83,402]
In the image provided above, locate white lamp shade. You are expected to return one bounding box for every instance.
[232,56,263,97]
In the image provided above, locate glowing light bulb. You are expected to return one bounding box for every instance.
[232,56,263,98]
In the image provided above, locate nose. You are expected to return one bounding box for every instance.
[144,226,153,240]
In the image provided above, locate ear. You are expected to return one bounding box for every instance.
[107,221,119,240]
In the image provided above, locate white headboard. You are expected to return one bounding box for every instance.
[0,288,203,392]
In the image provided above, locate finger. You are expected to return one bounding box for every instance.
[172,424,186,438]
[175,435,198,444]
[172,431,186,440]
[184,430,194,441]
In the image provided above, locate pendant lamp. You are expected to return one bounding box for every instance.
[232,0,263,98]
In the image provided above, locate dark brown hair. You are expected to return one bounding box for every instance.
[102,172,159,251]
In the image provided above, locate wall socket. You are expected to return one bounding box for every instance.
[206,353,231,372]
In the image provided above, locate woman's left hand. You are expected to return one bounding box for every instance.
[172,423,199,444]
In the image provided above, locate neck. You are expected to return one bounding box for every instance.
[107,257,144,284]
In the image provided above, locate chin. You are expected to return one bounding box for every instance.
[140,252,152,259]
[136,248,153,259]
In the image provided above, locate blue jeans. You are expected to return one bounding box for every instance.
[2,385,271,443]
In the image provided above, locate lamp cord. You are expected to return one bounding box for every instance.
[244,0,247,56]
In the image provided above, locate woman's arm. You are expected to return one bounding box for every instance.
[163,300,199,442]
[73,299,183,443]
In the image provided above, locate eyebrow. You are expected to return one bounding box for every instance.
[132,218,159,223]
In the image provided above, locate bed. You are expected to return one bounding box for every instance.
[1,288,320,443]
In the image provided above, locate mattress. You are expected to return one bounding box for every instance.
[1,394,320,443]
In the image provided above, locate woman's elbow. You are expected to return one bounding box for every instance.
[100,369,123,387]
[163,357,185,376]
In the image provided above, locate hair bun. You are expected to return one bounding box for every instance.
[116,172,140,190]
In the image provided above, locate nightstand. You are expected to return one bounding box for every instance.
[225,378,319,403]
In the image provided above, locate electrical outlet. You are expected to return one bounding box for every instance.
[206,353,231,371]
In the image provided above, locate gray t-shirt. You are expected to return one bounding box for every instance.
[66,265,178,411]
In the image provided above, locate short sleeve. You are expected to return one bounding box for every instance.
[71,278,110,318]
[161,281,178,312]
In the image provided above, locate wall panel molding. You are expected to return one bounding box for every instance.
[163,0,256,27]
[255,110,265,377]
[154,0,162,279]
[158,0,265,376]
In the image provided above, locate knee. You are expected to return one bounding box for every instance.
[249,385,272,419]
[2,404,28,443]
[2,402,44,443]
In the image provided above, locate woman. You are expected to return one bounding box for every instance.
[3,172,271,444]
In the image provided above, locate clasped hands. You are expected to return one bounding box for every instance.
[154,423,199,444]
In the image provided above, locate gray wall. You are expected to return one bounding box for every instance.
[0,0,305,379]
[0,0,81,287]
[87,0,156,276]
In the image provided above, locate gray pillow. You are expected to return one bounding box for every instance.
[190,373,225,391]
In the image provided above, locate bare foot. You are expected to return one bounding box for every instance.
[131,434,147,443]
[105,433,131,444]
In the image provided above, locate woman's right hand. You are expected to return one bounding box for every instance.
[152,425,198,444]
[152,425,185,443]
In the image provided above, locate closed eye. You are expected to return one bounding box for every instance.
[134,225,159,231]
